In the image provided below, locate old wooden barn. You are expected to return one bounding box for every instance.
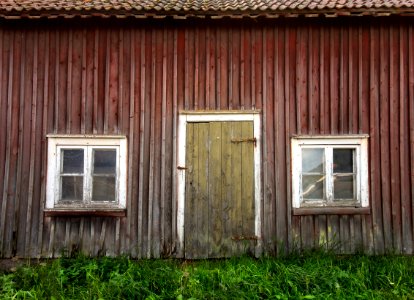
[0,0,413,259]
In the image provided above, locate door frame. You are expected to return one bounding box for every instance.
[176,111,262,257]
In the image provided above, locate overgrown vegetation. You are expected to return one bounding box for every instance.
[1,252,414,299]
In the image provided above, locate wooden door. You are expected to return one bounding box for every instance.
[184,121,256,258]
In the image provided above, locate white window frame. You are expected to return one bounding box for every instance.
[46,135,127,209]
[291,136,369,209]
[177,111,262,256]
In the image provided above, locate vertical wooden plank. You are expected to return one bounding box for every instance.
[389,26,402,253]
[286,27,297,251]
[220,122,232,256]
[81,29,87,134]
[262,27,272,254]
[171,28,179,254]
[198,122,210,258]
[231,122,243,255]
[0,29,5,256]
[330,27,339,134]
[151,28,162,258]
[276,27,288,254]
[400,24,413,254]
[380,26,393,252]
[70,29,82,134]
[301,216,314,250]
[241,122,255,254]
[409,25,414,253]
[184,123,196,258]
[66,30,73,133]
[39,30,52,257]
[369,26,385,254]
[316,215,327,249]
[93,28,99,134]
[24,30,38,256]
[209,122,222,257]
[160,28,168,256]
[0,32,13,256]
[296,28,308,134]
[327,215,340,251]
[339,215,350,253]
[231,28,240,109]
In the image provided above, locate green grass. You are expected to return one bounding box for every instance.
[1,252,414,299]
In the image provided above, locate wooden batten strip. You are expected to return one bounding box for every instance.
[126,29,135,255]
[38,30,50,257]
[389,27,403,252]
[0,33,14,256]
[369,26,385,253]
[66,30,73,134]
[137,28,146,258]
[13,32,26,256]
[408,25,414,253]
[147,29,156,258]
[400,24,413,254]
[81,29,87,134]
[93,29,99,134]
[104,31,110,134]
[25,30,38,256]
[160,29,168,255]
[261,27,269,250]
[171,28,178,255]
[379,26,393,252]
[117,29,124,254]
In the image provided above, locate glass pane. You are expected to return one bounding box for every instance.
[333,149,354,173]
[333,174,355,199]
[93,150,116,174]
[302,175,324,199]
[62,149,84,174]
[302,148,324,173]
[92,176,116,201]
[61,176,83,201]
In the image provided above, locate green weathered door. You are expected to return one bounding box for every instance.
[184,121,255,258]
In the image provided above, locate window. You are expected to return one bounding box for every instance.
[46,136,127,212]
[291,136,368,209]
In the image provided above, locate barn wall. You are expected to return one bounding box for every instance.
[0,18,413,257]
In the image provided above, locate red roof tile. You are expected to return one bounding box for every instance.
[1,0,414,18]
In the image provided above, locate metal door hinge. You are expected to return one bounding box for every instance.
[177,166,188,170]
[231,137,257,147]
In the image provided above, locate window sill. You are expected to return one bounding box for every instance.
[292,207,370,216]
[44,208,126,217]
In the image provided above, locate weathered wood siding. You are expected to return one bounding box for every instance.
[0,18,413,257]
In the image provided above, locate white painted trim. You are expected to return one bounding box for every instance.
[177,112,262,257]
[46,136,127,210]
[291,136,369,209]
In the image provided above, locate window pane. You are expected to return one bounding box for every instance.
[92,176,116,201]
[61,176,83,201]
[333,174,355,199]
[333,149,354,173]
[302,148,324,173]
[62,149,84,173]
[302,175,324,199]
[93,150,116,174]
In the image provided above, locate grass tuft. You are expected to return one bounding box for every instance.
[1,253,414,299]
